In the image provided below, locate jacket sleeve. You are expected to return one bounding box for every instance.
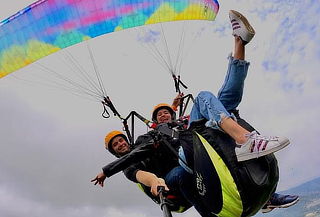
[123,161,146,182]
[102,137,154,178]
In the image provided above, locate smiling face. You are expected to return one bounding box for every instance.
[110,136,131,156]
[156,108,173,124]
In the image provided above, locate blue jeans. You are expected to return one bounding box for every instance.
[182,55,249,169]
[165,166,211,217]
[218,55,250,111]
[189,55,250,129]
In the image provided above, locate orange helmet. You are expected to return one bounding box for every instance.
[152,103,176,122]
[104,130,127,150]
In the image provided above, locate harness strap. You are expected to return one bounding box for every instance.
[178,94,194,118]
[123,111,153,144]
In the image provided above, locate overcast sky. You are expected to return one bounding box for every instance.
[1,0,320,217]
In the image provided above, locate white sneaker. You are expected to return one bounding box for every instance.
[235,131,290,162]
[229,10,255,44]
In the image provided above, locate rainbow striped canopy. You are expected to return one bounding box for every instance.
[0,0,219,78]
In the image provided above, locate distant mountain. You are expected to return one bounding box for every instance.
[254,177,320,217]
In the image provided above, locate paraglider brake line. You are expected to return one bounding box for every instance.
[100,96,134,143]
[101,96,123,119]
[172,75,188,94]
[101,103,111,118]
[100,95,153,145]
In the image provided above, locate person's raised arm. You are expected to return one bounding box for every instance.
[171,93,184,111]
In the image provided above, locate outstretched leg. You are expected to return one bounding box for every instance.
[218,10,255,111]
[189,91,290,161]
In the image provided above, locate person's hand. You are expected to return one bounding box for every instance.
[150,178,169,196]
[171,93,184,111]
[91,172,107,187]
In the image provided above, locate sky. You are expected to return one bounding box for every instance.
[1,0,320,217]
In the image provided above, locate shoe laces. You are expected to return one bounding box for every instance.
[246,131,279,142]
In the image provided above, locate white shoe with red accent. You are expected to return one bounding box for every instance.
[229,10,255,44]
[235,131,290,162]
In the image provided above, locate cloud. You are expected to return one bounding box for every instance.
[136,28,161,44]
[259,0,320,91]
[0,185,155,217]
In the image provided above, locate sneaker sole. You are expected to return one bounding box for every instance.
[237,140,290,162]
[267,197,300,209]
[261,207,274,213]
[229,10,255,35]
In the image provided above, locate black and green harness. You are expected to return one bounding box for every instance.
[137,118,279,217]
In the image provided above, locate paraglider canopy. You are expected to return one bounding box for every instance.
[0,0,219,78]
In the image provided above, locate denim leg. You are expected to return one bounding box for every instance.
[217,55,250,111]
[178,147,193,174]
[165,166,211,217]
[189,91,232,130]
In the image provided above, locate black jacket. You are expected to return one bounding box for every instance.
[101,113,279,217]
[102,130,180,181]
[124,131,181,182]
